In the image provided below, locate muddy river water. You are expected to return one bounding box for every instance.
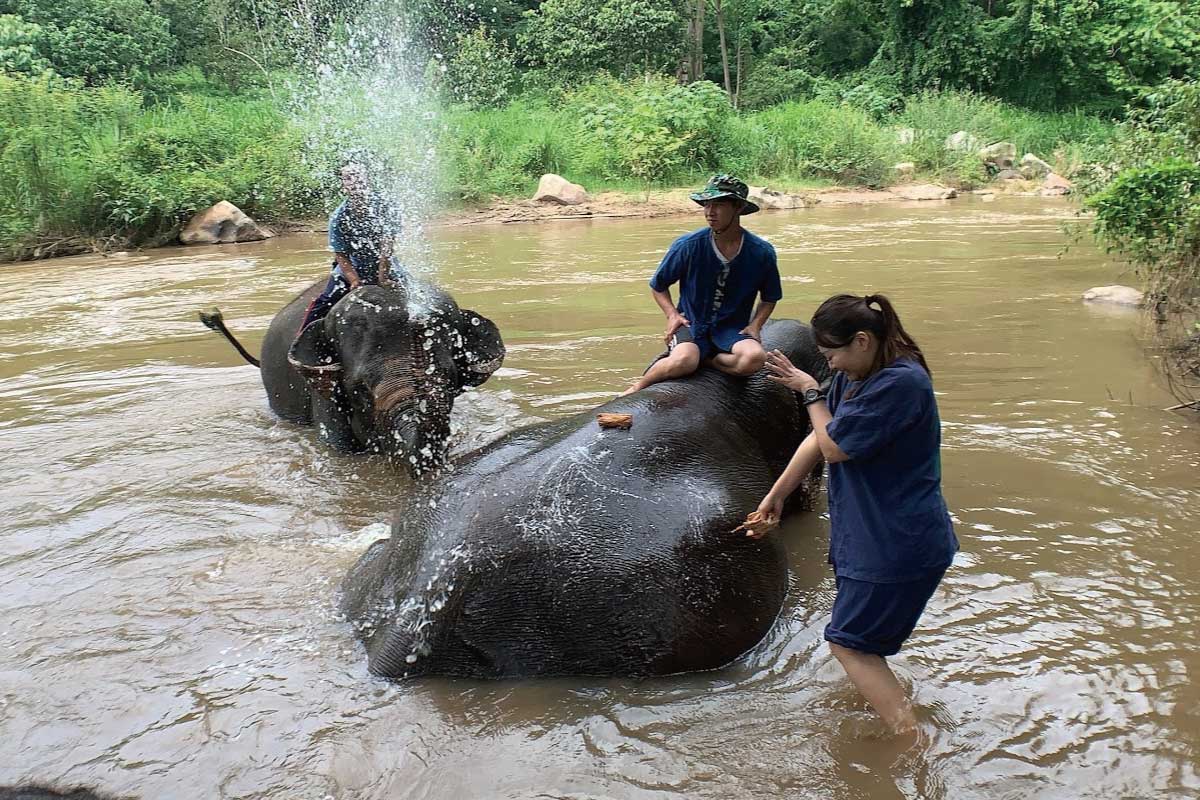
[1,197,1197,799]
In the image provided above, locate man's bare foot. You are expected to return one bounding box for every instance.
[619,380,644,397]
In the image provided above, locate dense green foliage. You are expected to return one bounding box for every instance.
[0,74,319,256]
[0,0,1198,262]
[1086,82,1200,398]
[438,80,1114,202]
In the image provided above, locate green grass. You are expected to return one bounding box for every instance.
[0,75,1118,261]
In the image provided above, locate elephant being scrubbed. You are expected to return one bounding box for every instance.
[340,319,830,678]
[201,277,504,475]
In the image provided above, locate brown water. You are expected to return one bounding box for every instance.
[1,197,1198,800]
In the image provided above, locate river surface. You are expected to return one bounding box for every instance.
[1,197,1197,799]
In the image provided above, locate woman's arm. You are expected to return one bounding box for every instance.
[746,432,822,538]
[768,431,822,501]
[764,349,850,463]
[804,399,850,463]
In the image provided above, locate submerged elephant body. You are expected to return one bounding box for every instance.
[206,277,504,474]
[341,319,830,678]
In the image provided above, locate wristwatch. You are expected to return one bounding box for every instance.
[802,387,826,406]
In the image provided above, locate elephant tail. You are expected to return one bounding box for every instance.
[199,308,260,368]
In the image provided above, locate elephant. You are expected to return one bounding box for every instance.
[201,277,505,475]
[340,318,831,678]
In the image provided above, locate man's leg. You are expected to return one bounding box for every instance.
[299,275,348,332]
[710,337,767,376]
[620,343,701,395]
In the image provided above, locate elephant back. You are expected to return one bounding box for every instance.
[344,318,825,678]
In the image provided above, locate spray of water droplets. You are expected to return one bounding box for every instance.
[286,0,443,283]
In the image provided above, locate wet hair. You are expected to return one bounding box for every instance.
[810,293,930,377]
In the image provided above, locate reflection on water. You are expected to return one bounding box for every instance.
[1,197,1198,799]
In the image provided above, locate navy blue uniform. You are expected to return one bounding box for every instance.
[649,228,782,360]
[300,195,401,331]
[822,358,958,655]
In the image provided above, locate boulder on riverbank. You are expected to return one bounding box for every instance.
[180,201,274,245]
[1082,285,1143,308]
[945,130,980,152]
[748,186,809,210]
[1021,153,1053,178]
[533,174,588,205]
[893,184,957,201]
[1041,172,1074,196]
[979,141,1017,170]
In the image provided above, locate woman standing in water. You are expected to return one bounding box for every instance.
[744,294,957,734]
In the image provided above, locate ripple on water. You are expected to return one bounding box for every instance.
[2,199,1199,799]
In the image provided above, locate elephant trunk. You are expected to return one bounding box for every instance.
[374,393,452,475]
[367,617,425,678]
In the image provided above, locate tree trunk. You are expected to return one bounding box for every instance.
[734,34,742,109]
[688,0,705,82]
[714,0,732,97]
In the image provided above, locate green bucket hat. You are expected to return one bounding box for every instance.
[689,173,759,215]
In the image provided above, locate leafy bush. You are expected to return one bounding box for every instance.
[736,100,896,185]
[439,101,571,201]
[2,0,178,85]
[519,0,684,80]
[0,13,49,76]
[0,74,318,257]
[443,26,518,109]
[892,91,1114,181]
[569,77,730,181]
[1086,80,1200,400]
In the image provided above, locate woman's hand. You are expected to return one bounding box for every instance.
[764,349,819,392]
[733,494,784,539]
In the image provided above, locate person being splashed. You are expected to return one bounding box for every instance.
[299,158,404,331]
[621,174,782,395]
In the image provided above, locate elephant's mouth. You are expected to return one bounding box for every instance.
[467,354,504,375]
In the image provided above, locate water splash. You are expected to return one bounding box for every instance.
[286,0,442,281]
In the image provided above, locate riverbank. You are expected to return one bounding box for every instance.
[5,174,1076,263]
[0,75,1112,264]
[278,177,1070,234]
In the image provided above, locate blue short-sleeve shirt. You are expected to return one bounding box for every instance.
[328,194,400,282]
[648,228,782,351]
[824,358,958,583]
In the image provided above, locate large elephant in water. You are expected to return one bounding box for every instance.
[341,319,830,678]
[201,277,505,475]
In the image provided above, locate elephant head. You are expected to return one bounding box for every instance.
[287,283,504,474]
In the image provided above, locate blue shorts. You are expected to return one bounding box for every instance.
[670,324,755,362]
[824,570,945,657]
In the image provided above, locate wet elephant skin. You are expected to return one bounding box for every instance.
[259,278,505,474]
[340,319,830,679]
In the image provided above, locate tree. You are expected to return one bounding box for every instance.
[443,26,518,107]
[0,14,50,76]
[0,0,178,85]
[519,0,686,80]
[1087,81,1200,404]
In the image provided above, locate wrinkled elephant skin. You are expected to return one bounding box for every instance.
[341,319,830,678]
[257,278,505,474]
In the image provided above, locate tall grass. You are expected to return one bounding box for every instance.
[0,75,1118,260]
[0,74,320,259]
[891,92,1115,184]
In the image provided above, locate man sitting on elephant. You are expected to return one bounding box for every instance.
[300,158,403,331]
[621,174,782,396]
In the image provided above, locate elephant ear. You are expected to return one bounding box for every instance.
[453,308,505,388]
[288,320,342,394]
